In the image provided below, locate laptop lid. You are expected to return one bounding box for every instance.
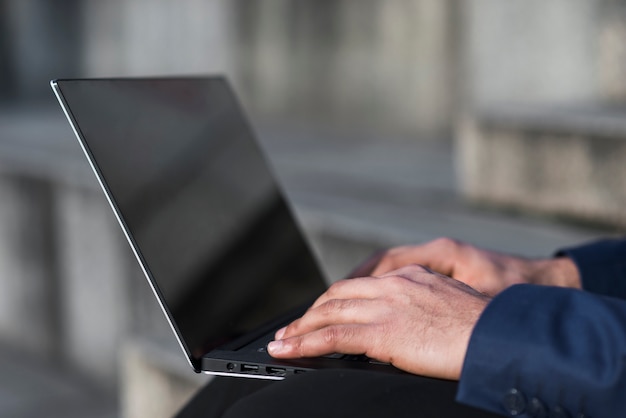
[51,77,328,372]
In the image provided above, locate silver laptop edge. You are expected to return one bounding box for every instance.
[51,80,198,373]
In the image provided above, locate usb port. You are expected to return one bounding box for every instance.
[241,364,259,373]
[266,366,286,377]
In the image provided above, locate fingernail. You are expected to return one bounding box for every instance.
[275,326,286,340]
[267,340,284,355]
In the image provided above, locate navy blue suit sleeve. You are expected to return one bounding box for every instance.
[556,238,626,299]
[456,285,626,417]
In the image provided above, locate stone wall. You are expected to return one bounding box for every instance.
[457,106,626,229]
[2,0,458,137]
[460,0,601,107]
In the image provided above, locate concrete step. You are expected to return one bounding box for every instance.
[457,104,626,229]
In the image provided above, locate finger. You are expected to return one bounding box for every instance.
[309,276,383,310]
[279,298,381,340]
[368,246,413,276]
[273,278,384,341]
[268,324,374,359]
[380,263,473,289]
[378,264,434,281]
[370,240,459,277]
[381,264,488,300]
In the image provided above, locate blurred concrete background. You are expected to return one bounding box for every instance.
[0,0,624,417]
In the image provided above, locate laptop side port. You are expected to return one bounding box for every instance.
[241,364,260,373]
[266,366,287,377]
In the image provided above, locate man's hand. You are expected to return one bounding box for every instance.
[350,238,581,296]
[268,264,491,380]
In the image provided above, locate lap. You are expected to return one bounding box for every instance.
[178,370,502,418]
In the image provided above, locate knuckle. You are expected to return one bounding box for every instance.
[322,325,351,349]
[413,263,435,274]
[386,246,408,263]
[284,320,299,335]
[381,274,409,291]
[321,298,343,315]
[291,338,306,358]
[408,263,429,271]
[433,237,459,250]
[390,264,428,277]
[326,279,347,296]
[322,326,339,346]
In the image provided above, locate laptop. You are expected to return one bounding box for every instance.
[51,76,401,380]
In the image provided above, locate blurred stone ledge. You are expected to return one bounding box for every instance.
[457,104,626,229]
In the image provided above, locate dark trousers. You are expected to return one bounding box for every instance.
[176,370,503,418]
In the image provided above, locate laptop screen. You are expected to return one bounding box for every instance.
[54,77,327,367]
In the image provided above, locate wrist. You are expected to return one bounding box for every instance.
[529,257,581,289]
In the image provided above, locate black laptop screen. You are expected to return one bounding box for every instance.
[55,77,327,367]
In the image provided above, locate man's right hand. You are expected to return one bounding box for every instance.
[349,238,581,296]
[269,264,490,380]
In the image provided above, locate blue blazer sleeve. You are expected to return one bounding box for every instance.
[457,285,626,417]
[557,238,626,299]
[456,238,626,417]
